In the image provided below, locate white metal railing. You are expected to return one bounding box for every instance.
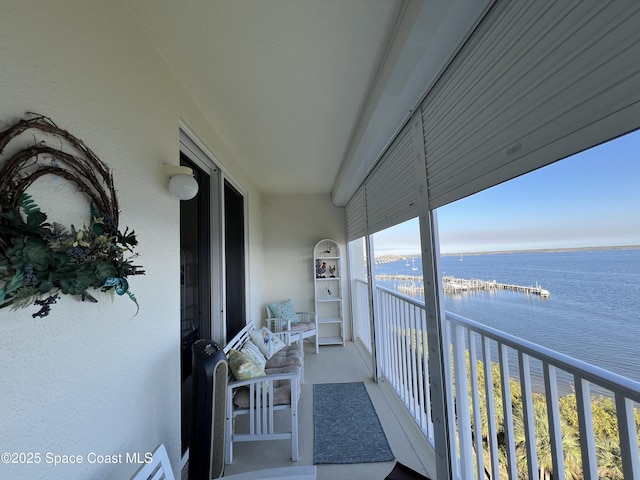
[367,285,640,480]
[447,312,640,480]
[353,278,372,354]
[376,285,434,443]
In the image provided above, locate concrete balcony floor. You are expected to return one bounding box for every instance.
[220,340,436,480]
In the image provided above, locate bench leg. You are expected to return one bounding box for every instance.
[291,380,299,461]
[225,394,234,464]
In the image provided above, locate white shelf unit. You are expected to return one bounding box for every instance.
[313,239,344,346]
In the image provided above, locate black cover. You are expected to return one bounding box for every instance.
[385,461,433,480]
[189,339,227,479]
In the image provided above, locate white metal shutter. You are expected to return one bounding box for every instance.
[364,121,418,234]
[345,185,367,242]
[422,0,640,209]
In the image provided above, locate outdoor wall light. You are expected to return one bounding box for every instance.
[164,164,199,200]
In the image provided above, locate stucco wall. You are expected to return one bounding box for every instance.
[261,194,350,339]
[0,2,263,479]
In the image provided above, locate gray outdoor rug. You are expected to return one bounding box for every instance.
[313,381,395,464]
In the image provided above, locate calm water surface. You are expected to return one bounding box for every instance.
[376,249,640,383]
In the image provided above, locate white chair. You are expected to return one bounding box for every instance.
[130,444,175,480]
[266,300,318,354]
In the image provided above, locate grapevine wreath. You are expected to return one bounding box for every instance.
[0,114,144,318]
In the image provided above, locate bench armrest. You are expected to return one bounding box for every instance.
[267,317,292,331]
[271,328,293,345]
[227,371,300,410]
[295,312,317,324]
[228,371,298,389]
[266,320,297,345]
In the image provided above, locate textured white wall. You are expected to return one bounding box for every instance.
[261,194,350,339]
[0,2,262,479]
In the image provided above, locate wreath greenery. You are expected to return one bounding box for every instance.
[0,114,144,317]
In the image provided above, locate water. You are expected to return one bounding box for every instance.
[375,248,640,383]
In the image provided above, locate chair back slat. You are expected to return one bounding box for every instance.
[130,444,175,480]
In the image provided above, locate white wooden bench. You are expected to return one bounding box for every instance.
[223,321,303,464]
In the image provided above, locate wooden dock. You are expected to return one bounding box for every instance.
[442,276,550,298]
[375,274,550,298]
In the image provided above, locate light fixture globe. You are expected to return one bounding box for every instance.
[164,164,199,200]
[169,173,199,200]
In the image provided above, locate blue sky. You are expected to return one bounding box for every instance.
[373,129,640,255]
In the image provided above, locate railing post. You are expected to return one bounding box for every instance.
[401,297,410,403]
[499,343,517,479]
[574,375,597,480]
[482,336,500,479]
[616,394,640,479]
[467,329,484,480]
[414,304,427,434]
[452,323,474,478]
[383,291,397,393]
[444,318,459,480]
[408,303,420,417]
[421,308,434,441]
[543,363,566,480]
[518,352,538,479]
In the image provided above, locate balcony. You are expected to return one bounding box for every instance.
[224,282,640,480]
[221,338,436,479]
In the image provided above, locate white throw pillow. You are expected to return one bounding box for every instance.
[249,327,286,359]
[240,340,267,369]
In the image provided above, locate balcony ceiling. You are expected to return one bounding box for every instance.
[124,0,489,203]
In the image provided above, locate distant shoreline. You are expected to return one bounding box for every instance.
[375,245,640,262]
[441,245,640,257]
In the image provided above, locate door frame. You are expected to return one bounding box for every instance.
[178,123,250,469]
[179,128,222,339]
